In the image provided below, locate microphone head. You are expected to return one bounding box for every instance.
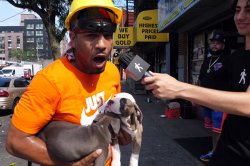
[119,54,150,81]
[118,53,134,69]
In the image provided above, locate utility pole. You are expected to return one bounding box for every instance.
[36,42,39,61]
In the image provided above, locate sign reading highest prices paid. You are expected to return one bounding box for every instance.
[136,9,169,42]
[113,9,169,48]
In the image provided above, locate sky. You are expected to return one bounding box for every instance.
[0,0,126,27]
[0,1,40,26]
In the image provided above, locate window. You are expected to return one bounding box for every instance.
[27,31,34,36]
[36,37,43,43]
[36,31,43,36]
[26,24,34,29]
[14,78,30,87]
[0,78,11,87]
[36,24,43,29]
[16,36,20,48]
[0,43,4,49]
[36,43,43,49]
[27,38,34,43]
[8,36,11,41]
[0,37,4,43]
[8,41,12,48]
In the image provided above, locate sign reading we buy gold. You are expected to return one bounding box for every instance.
[113,27,135,48]
[113,9,169,48]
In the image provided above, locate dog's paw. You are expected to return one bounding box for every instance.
[129,153,139,166]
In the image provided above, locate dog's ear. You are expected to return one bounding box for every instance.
[130,112,137,131]
[134,103,143,124]
[109,118,121,134]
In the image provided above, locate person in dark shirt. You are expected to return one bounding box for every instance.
[141,0,250,165]
[198,31,228,162]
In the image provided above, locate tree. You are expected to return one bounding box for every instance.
[9,48,37,61]
[6,0,73,60]
[8,48,23,61]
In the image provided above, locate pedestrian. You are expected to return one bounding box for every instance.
[5,0,131,166]
[198,31,228,162]
[141,0,250,165]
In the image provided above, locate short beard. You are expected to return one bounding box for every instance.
[209,49,224,56]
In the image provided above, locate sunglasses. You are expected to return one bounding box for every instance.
[70,7,118,34]
[73,19,117,35]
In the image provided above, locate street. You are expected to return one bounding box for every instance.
[0,111,39,166]
[0,81,211,166]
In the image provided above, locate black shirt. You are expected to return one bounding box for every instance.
[209,49,250,166]
[199,54,229,90]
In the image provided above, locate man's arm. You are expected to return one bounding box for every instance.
[6,123,102,166]
[141,72,250,117]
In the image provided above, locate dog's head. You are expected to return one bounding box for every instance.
[105,93,143,133]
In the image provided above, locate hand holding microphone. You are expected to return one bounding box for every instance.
[118,54,183,100]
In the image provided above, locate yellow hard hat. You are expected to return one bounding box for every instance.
[65,0,122,31]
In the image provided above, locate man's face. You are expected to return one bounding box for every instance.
[70,29,113,74]
[234,0,250,36]
[209,40,225,52]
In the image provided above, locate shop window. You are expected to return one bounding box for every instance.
[191,33,205,85]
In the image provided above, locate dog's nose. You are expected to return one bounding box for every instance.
[107,100,114,106]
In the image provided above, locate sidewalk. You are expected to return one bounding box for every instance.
[120,80,211,166]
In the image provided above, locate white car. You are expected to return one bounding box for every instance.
[0,70,4,77]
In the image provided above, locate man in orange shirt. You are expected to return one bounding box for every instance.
[5,0,129,165]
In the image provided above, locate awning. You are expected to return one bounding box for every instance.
[159,0,235,33]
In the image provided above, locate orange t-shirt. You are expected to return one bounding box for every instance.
[12,56,121,134]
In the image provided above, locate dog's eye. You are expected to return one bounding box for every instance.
[120,98,127,108]
[120,98,127,105]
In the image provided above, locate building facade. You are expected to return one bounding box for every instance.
[23,18,51,59]
[0,26,24,61]
[0,14,52,61]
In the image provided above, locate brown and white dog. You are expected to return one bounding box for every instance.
[34,92,143,166]
[105,92,143,166]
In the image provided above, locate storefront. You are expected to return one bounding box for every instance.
[157,0,244,83]
[157,0,245,117]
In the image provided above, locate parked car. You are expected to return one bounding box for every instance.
[0,70,3,77]
[0,77,29,113]
[2,66,24,77]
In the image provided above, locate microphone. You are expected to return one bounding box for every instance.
[119,54,152,81]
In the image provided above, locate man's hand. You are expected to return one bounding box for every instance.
[117,129,132,146]
[141,72,183,100]
[71,149,102,166]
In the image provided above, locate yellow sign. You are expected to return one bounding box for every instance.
[114,56,119,65]
[136,9,169,42]
[113,27,135,48]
